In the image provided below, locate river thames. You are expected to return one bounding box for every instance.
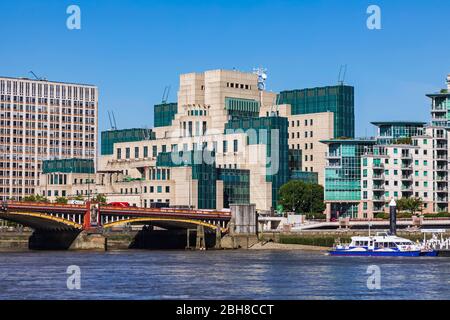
[1,250,450,300]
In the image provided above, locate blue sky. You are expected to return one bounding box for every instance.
[0,0,449,137]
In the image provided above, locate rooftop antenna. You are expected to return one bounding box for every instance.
[161,86,171,104]
[253,67,268,91]
[338,65,347,85]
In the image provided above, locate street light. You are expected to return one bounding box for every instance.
[184,160,191,209]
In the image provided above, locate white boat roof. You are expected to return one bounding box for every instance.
[351,234,414,242]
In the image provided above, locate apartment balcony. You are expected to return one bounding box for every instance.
[436,166,448,172]
[401,153,412,159]
[372,185,385,191]
[401,175,413,181]
[436,176,448,182]
[326,152,341,159]
[372,174,385,180]
[436,144,448,150]
[372,163,384,169]
[326,164,342,169]
[434,154,448,160]
[401,165,413,170]
[401,186,413,192]
[436,187,448,193]
[373,196,385,202]
[431,104,447,112]
[436,198,448,203]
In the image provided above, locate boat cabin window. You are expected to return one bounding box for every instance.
[375,242,396,248]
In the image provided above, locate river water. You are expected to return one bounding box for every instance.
[0,250,450,300]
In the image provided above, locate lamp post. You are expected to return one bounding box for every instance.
[389,198,397,235]
[87,171,91,202]
[184,160,191,209]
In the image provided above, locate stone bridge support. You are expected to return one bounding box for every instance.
[221,204,259,249]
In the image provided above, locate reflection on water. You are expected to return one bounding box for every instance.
[1,250,450,300]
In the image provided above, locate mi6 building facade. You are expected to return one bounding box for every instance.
[38,69,353,212]
[0,76,98,200]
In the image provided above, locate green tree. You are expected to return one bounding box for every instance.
[55,196,68,204]
[23,195,36,202]
[396,198,409,212]
[23,194,49,203]
[395,197,423,215]
[73,194,85,201]
[278,180,325,214]
[92,193,107,204]
[407,197,423,215]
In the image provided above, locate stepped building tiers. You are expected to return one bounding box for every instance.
[38,69,347,212]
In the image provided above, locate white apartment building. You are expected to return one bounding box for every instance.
[361,126,447,218]
[0,76,98,200]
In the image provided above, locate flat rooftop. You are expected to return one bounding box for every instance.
[0,75,97,87]
[371,121,426,126]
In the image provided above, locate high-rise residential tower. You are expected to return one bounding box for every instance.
[0,76,98,200]
[429,75,450,128]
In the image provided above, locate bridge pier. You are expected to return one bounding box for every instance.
[196,225,205,250]
[69,230,106,251]
[28,229,106,251]
[215,227,221,249]
[221,204,259,249]
[29,229,81,250]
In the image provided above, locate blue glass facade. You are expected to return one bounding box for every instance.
[277,85,355,138]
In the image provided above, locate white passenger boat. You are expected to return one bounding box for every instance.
[329,232,422,257]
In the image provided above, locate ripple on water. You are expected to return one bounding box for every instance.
[1,250,450,299]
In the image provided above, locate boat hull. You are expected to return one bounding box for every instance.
[329,250,421,257]
[420,250,438,257]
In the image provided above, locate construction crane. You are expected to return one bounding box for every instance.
[107,111,118,130]
[161,86,171,104]
[338,64,347,85]
[29,71,46,81]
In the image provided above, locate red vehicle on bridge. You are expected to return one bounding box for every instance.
[108,202,130,208]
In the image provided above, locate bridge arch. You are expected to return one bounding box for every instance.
[103,217,225,232]
[0,211,83,230]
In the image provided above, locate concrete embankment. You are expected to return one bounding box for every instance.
[249,241,326,251]
[0,229,218,251]
[1,229,447,252]
[0,232,31,251]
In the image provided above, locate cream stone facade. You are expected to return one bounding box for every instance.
[259,103,334,184]
[37,69,336,210]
